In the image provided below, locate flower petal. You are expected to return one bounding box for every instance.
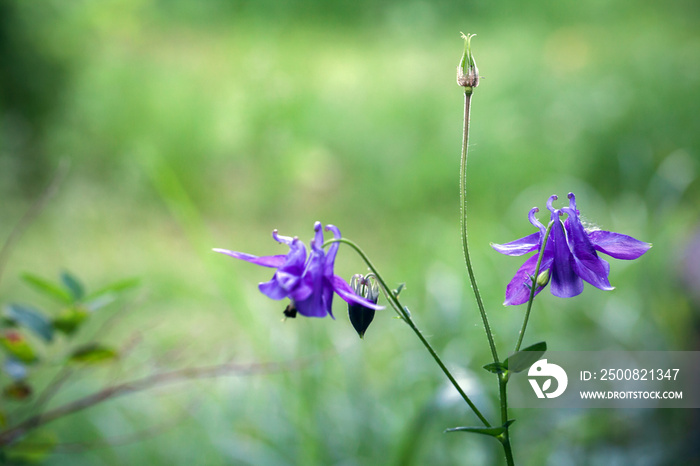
[503,253,553,306]
[491,232,540,256]
[587,230,652,260]
[332,275,384,310]
[213,249,288,268]
[563,207,612,290]
[549,218,584,298]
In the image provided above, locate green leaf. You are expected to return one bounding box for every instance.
[52,307,89,335]
[0,331,37,363]
[61,270,85,301]
[483,362,508,374]
[505,341,547,373]
[69,343,118,364]
[84,277,140,302]
[445,420,515,437]
[393,283,406,296]
[5,304,54,342]
[21,273,73,304]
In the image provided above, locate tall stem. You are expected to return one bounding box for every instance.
[460,90,499,365]
[325,237,492,428]
[513,222,553,353]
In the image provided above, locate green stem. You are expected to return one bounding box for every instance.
[513,222,553,353]
[324,237,492,428]
[498,374,515,466]
[460,91,499,365]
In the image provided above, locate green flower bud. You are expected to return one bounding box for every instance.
[536,269,550,288]
[457,33,479,90]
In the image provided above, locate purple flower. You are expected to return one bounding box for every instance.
[214,222,383,318]
[492,193,651,306]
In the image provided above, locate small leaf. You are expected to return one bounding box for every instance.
[5,304,54,342]
[504,341,547,373]
[445,420,515,437]
[0,331,37,363]
[483,362,508,374]
[69,343,118,364]
[21,273,73,304]
[3,381,33,400]
[61,270,85,301]
[84,278,140,302]
[393,283,406,296]
[52,307,89,335]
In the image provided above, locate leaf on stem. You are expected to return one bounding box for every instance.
[52,307,90,335]
[21,273,73,304]
[61,270,85,301]
[5,304,54,342]
[69,343,118,364]
[505,341,547,373]
[483,362,508,374]
[445,420,515,437]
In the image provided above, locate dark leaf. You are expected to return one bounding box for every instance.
[504,341,547,373]
[61,270,85,301]
[483,362,508,374]
[5,304,54,342]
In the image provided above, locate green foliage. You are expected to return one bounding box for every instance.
[68,343,119,364]
[504,341,547,374]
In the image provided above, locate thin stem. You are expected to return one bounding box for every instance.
[498,374,515,466]
[460,91,499,365]
[513,222,553,353]
[325,237,492,427]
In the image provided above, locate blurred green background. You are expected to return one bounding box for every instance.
[1,0,699,464]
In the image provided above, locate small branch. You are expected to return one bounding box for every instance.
[0,357,314,447]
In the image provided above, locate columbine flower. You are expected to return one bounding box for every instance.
[492,193,651,306]
[214,222,383,318]
[347,274,380,339]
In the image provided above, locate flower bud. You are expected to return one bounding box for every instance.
[348,274,379,339]
[536,270,550,288]
[457,33,479,90]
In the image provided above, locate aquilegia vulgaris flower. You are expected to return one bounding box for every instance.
[492,193,651,306]
[214,222,383,318]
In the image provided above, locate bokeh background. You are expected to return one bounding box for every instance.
[1,0,699,464]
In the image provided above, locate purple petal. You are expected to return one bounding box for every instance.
[491,232,540,256]
[332,275,384,310]
[549,219,584,298]
[213,249,287,268]
[563,207,612,290]
[504,253,553,306]
[258,278,289,300]
[587,230,652,260]
[324,224,342,274]
[272,230,294,245]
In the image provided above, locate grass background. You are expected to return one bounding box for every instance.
[1,0,699,464]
